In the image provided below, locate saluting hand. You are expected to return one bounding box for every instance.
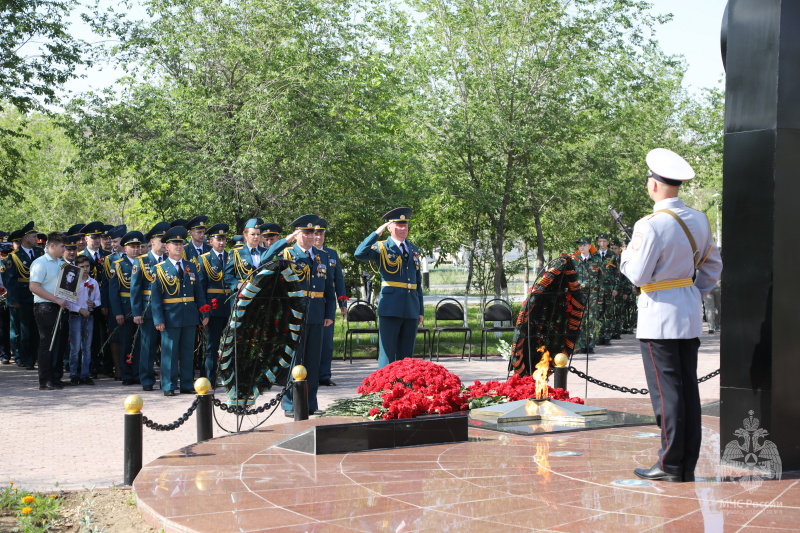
[286,229,302,244]
[376,222,390,235]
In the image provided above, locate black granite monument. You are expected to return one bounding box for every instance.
[722,0,800,469]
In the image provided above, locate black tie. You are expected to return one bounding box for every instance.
[400,243,408,259]
[176,261,183,280]
[218,253,224,266]
[197,248,203,256]
[94,251,100,263]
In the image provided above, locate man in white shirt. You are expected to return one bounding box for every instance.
[29,232,67,390]
[620,148,722,482]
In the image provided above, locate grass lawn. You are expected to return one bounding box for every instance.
[332,303,519,360]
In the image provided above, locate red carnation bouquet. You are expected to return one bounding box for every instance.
[326,359,582,420]
[199,304,211,313]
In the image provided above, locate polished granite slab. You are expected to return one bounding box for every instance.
[275,413,468,454]
[135,398,800,532]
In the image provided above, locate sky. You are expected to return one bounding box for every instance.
[647,0,728,93]
[62,0,729,96]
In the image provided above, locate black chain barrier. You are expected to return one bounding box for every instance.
[142,397,201,431]
[567,366,720,395]
[211,386,288,416]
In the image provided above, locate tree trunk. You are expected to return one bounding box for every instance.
[463,217,480,327]
[534,210,545,273]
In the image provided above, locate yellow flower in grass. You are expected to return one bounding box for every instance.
[49,494,57,499]
[21,507,32,514]
[22,495,35,504]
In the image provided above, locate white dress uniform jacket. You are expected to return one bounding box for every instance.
[620,197,722,339]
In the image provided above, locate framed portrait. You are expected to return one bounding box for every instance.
[55,263,84,302]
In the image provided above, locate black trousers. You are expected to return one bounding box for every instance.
[34,303,67,386]
[639,338,702,475]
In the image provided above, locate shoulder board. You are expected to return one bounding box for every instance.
[136,253,149,259]
[200,251,212,258]
[10,250,19,255]
[114,258,125,264]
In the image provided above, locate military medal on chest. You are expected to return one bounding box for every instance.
[315,254,327,278]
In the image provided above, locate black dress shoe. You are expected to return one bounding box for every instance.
[683,472,695,482]
[164,390,175,396]
[52,380,66,388]
[122,380,134,385]
[179,389,195,394]
[142,385,153,391]
[596,338,606,346]
[319,380,337,386]
[1,359,10,364]
[284,410,294,418]
[39,382,55,391]
[25,365,35,370]
[80,377,95,385]
[611,334,622,340]
[70,377,81,385]
[312,410,325,415]
[634,463,683,482]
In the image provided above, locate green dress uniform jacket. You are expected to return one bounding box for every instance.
[353,234,424,319]
[223,246,265,293]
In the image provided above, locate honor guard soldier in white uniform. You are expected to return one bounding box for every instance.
[620,148,722,482]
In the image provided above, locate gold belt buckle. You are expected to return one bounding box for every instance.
[182,296,188,303]
[407,283,412,289]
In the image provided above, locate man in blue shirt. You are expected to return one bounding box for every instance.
[29,232,67,390]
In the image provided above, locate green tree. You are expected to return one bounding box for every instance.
[410,0,684,296]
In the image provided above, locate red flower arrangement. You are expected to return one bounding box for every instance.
[337,296,349,302]
[199,304,211,313]
[328,359,583,420]
[211,298,219,310]
[357,359,468,420]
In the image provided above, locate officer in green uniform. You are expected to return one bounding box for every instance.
[260,223,282,249]
[150,226,208,396]
[232,235,244,249]
[262,214,335,416]
[131,222,169,391]
[99,225,127,380]
[593,233,619,346]
[6,222,44,369]
[572,237,601,354]
[183,216,211,264]
[223,218,264,293]
[354,208,424,368]
[108,231,143,385]
[1,230,22,365]
[197,223,232,385]
[314,218,347,386]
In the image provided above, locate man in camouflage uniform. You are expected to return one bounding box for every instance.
[619,239,637,333]
[573,237,601,354]
[609,239,626,338]
[593,233,619,346]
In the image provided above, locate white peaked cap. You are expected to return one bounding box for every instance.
[646,148,695,181]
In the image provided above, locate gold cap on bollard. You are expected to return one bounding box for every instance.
[292,365,308,381]
[194,377,212,395]
[124,395,143,414]
[553,352,569,368]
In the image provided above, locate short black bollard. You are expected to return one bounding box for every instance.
[292,365,309,421]
[195,378,214,442]
[553,366,568,391]
[123,395,143,486]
